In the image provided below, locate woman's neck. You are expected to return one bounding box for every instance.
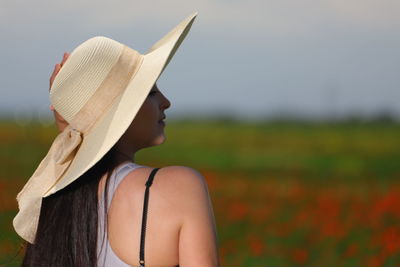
[114,150,134,165]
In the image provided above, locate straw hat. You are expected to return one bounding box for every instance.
[13,12,198,244]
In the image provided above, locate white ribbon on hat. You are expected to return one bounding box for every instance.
[13,45,144,243]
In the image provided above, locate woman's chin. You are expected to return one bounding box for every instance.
[152,134,167,146]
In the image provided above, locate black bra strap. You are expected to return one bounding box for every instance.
[139,167,160,267]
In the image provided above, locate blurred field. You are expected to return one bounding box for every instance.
[1,119,400,266]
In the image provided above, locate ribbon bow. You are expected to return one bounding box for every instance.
[13,125,82,243]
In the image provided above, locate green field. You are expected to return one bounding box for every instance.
[1,119,400,266]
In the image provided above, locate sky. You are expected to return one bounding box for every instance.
[1,0,399,122]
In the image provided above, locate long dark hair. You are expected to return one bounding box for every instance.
[21,145,120,266]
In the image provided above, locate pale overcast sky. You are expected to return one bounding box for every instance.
[1,0,399,121]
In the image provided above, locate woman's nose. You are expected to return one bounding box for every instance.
[162,96,171,110]
[160,93,171,110]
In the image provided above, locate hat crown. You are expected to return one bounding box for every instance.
[50,36,137,123]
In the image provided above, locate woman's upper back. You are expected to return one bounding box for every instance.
[97,162,219,267]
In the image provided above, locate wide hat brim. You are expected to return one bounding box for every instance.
[43,12,197,197]
[13,12,197,243]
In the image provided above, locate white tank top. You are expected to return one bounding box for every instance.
[97,162,146,267]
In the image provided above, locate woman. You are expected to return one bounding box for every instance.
[14,13,220,267]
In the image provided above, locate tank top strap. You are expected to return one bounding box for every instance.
[105,162,144,210]
[139,167,161,267]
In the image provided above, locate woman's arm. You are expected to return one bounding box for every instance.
[175,167,220,267]
[49,52,69,132]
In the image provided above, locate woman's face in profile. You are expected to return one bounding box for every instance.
[118,83,171,150]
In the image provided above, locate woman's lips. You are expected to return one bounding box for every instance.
[158,115,166,125]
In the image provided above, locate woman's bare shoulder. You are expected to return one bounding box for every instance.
[113,164,213,230]
[142,165,205,179]
[117,164,212,221]
[158,165,207,185]
[120,165,209,197]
